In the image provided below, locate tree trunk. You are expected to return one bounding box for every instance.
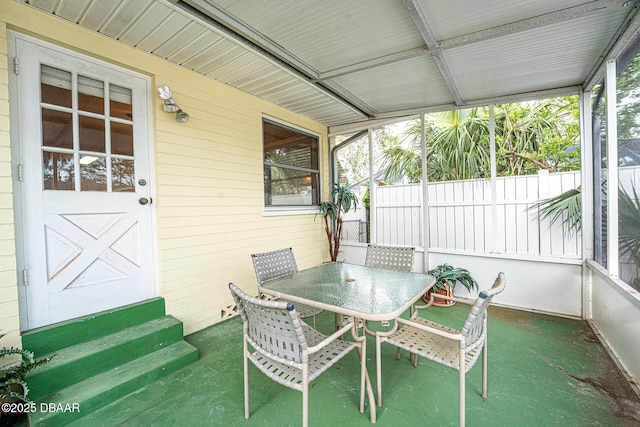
[323,214,335,261]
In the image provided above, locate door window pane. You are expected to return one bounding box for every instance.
[78,75,104,114]
[111,122,134,156]
[43,151,74,190]
[112,158,135,192]
[80,155,107,191]
[110,85,132,120]
[41,65,72,108]
[39,66,138,193]
[79,116,105,152]
[42,108,73,149]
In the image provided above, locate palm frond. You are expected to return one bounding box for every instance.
[619,185,640,269]
[529,186,582,237]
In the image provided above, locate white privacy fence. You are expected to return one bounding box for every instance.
[427,171,581,257]
[375,184,423,248]
[372,170,582,259]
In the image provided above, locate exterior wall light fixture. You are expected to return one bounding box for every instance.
[157,85,189,123]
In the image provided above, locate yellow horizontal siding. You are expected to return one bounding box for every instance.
[0,15,19,349]
[0,0,331,338]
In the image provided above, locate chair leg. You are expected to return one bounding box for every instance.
[376,336,383,407]
[482,341,488,399]
[360,336,367,413]
[243,337,250,419]
[459,349,466,427]
[302,365,309,427]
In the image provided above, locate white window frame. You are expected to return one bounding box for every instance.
[262,116,321,215]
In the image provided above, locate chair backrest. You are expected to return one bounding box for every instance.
[229,282,309,363]
[364,244,415,272]
[251,247,299,284]
[459,272,506,350]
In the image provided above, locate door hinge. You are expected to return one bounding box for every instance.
[13,57,19,75]
[17,164,23,182]
[22,269,28,287]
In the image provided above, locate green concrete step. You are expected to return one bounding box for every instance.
[26,316,186,401]
[22,298,166,357]
[29,340,199,427]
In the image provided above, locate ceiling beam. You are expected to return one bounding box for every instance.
[315,47,429,82]
[328,85,583,135]
[320,0,635,84]
[173,0,375,118]
[177,0,318,78]
[583,1,640,90]
[402,0,464,106]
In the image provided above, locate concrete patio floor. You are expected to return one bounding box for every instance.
[52,304,640,426]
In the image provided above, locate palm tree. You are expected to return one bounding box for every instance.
[619,186,640,280]
[318,182,358,261]
[379,107,490,183]
[496,98,579,176]
[378,97,579,183]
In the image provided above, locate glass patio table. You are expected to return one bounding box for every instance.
[259,262,435,423]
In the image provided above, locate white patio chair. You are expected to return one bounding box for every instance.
[364,244,415,272]
[228,283,366,427]
[362,244,415,331]
[251,248,323,327]
[375,272,506,427]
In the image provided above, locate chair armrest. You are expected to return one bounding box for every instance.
[304,322,355,354]
[395,317,463,342]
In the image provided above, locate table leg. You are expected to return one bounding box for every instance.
[335,312,343,332]
[351,319,376,423]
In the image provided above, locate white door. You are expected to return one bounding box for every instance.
[10,34,156,330]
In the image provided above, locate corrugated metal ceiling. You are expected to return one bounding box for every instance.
[19,0,640,131]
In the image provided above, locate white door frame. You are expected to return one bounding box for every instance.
[8,31,159,330]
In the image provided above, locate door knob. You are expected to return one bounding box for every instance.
[139,197,149,205]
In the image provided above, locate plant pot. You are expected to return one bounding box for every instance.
[423,282,455,307]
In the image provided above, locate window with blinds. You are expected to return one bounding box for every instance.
[263,119,320,207]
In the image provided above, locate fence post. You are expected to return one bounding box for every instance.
[538,169,552,257]
[489,105,497,253]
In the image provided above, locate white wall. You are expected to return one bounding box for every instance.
[340,243,582,318]
[429,251,582,317]
[588,261,640,390]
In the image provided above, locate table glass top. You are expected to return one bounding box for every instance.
[260,263,435,319]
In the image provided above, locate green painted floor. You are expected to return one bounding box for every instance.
[62,305,640,426]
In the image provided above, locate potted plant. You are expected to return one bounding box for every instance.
[1,333,54,419]
[424,263,478,306]
[318,182,358,262]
